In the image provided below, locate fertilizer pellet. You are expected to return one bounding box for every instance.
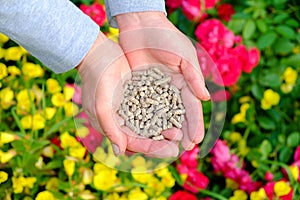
[118,68,185,140]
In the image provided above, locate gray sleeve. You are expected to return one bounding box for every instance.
[0,0,100,73]
[104,0,166,27]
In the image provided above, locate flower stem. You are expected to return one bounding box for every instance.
[199,189,227,200]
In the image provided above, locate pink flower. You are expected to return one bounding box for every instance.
[294,146,300,161]
[205,0,219,9]
[76,111,90,126]
[67,84,82,105]
[263,181,293,200]
[80,3,106,26]
[78,126,103,153]
[212,52,242,86]
[217,3,235,22]
[195,19,235,49]
[169,191,198,200]
[183,169,209,193]
[265,171,274,181]
[182,0,207,21]
[210,90,231,102]
[180,145,200,169]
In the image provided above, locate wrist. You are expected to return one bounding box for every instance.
[116,12,173,32]
[76,32,107,71]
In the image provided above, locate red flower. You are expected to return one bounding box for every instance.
[179,145,200,169]
[80,3,106,26]
[233,45,260,73]
[166,0,181,9]
[183,169,209,193]
[217,3,235,22]
[182,0,208,21]
[210,90,231,102]
[169,191,198,200]
[265,171,274,181]
[294,146,300,161]
[205,0,219,9]
[51,136,62,149]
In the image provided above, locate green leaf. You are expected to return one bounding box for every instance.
[227,19,246,34]
[257,32,277,49]
[260,140,272,158]
[286,19,299,28]
[279,147,293,163]
[256,19,268,33]
[243,19,256,39]
[259,73,281,88]
[273,13,289,24]
[272,38,295,55]
[287,132,300,147]
[275,25,296,39]
[251,84,264,100]
[257,115,276,130]
[281,54,300,68]
[168,165,183,186]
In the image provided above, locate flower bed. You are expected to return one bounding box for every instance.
[0,0,299,199]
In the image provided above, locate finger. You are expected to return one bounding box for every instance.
[181,121,195,150]
[161,128,183,141]
[181,59,210,101]
[126,134,179,158]
[181,87,205,144]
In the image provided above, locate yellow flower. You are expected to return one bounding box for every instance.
[131,166,153,184]
[238,140,249,156]
[32,113,45,130]
[63,158,75,177]
[64,102,79,116]
[289,165,299,181]
[154,163,169,177]
[0,33,9,44]
[51,93,65,107]
[42,145,54,158]
[250,188,267,200]
[0,48,5,59]
[21,115,32,129]
[229,190,248,200]
[128,188,148,200]
[79,190,97,200]
[82,168,93,185]
[0,132,15,146]
[7,65,21,76]
[231,103,250,124]
[0,87,14,109]
[261,89,280,110]
[46,78,61,94]
[144,176,165,196]
[12,176,36,193]
[60,132,80,148]
[281,83,294,94]
[36,191,56,200]
[45,177,59,191]
[132,156,147,168]
[161,172,175,188]
[274,181,291,197]
[0,149,16,163]
[22,62,44,78]
[0,171,8,184]
[93,168,117,191]
[283,67,298,85]
[105,192,120,200]
[76,126,89,138]
[45,107,56,120]
[16,89,35,114]
[4,46,23,61]
[229,132,242,143]
[69,146,86,159]
[0,63,8,80]
[63,85,75,101]
[107,27,119,42]
[226,178,239,190]
[93,147,107,162]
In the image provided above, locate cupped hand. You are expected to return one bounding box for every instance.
[77,32,179,157]
[116,12,210,150]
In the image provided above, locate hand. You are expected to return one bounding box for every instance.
[116,12,210,150]
[77,32,179,158]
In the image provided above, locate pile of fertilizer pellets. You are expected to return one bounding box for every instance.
[118,68,185,141]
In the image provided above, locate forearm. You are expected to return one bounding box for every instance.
[104,0,166,27]
[0,0,100,73]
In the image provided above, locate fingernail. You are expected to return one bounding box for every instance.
[112,143,120,156]
[203,87,210,100]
